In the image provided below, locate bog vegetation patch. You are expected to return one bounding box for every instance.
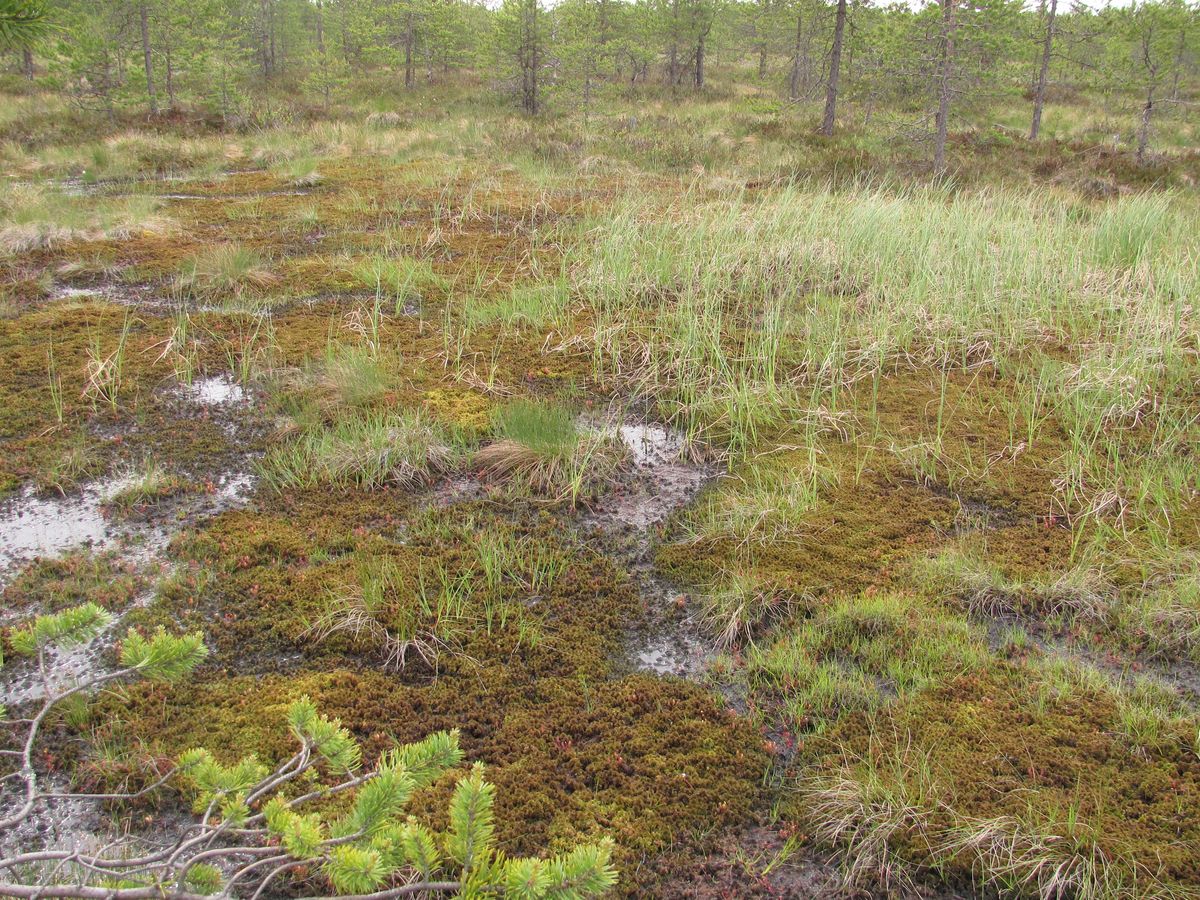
[2,50,1199,898]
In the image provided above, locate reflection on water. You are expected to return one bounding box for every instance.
[0,478,132,576]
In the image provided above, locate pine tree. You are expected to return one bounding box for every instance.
[0,0,51,50]
[0,604,620,898]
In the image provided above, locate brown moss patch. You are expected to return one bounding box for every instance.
[100,665,764,892]
[657,464,958,598]
[0,301,173,491]
[135,496,639,680]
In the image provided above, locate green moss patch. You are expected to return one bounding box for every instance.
[800,661,1200,892]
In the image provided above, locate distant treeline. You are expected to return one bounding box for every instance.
[15,0,1200,168]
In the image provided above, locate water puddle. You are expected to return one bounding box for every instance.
[0,477,137,581]
[0,467,255,587]
[49,281,160,309]
[431,474,485,506]
[601,423,710,531]
[0,592,149,705]
[0,782,100,860]
[636,633,711,678]
[215,471,256,502]
[158,189,312,200]
[49,286,100,301]
[0,465,256,728]
[178,374,246,407]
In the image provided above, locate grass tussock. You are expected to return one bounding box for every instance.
[107,462,189,509]
[177,244,280,303]
[305,554,471,671]
[1133,569,1200,662]
[800,740,940,894]
[942,814,1158,900]
[303,524,560,671]
[922,546,1200,664]
[36,437,104,496]
[918,547,1113,624]
[260,409,458,493]
[0,183,173,254]
[475,399,624,503]
[350,254,446,314]
[801,741,1185,900]
[318,345,394,408]
[271,154,323,187]
[465,279,572,332]
[681,456,840,553]
[81,313,134,411]
[264,348,397,429]
[696,569,794,649]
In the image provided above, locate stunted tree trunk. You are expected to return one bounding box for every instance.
[260,0,271,76]
[258,0,277,77]
[694,26,708,88]
[1169,26,1186,99]
[315,0,330,109]
[519,0,540,114]
[1134,25,1160,165]
[22,48,33,81]
[1029,0,1057,140]
[404,13,415,89]
[165,41,176,109]
[933,0,957,174]
[269,3,277,73]
[1136,88,1154,164]
[790,13,807,99]
[667,0,680,88]
[583,59,592,124]
[140,2,157,114]
[820,0,847,135]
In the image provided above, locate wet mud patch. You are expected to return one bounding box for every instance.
[174,373,245,407]
[47,281,167,311]
[578,418,718,679]
[0,371,263,861]
[0,777,106,861]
